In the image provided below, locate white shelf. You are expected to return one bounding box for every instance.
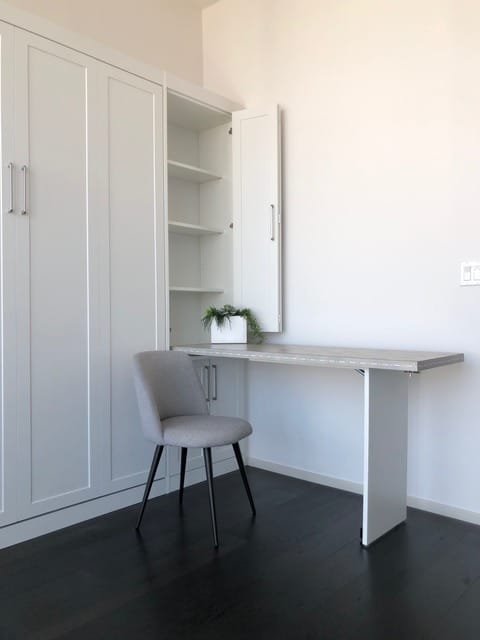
[168,220,224,237]
[167,91,232,131]
[168,160,222,183]
[169,286,224,294]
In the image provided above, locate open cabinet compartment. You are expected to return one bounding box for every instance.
[167,89,282,347]
[167,90,234,346]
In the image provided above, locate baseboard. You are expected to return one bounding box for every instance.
[247,457,363,495]
[407,495,480,527]
[0,458,237,550]
[247,456,480,527]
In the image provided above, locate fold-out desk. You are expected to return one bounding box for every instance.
[172,344,464,546]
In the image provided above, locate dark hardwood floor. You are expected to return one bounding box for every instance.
[1,468,480,639]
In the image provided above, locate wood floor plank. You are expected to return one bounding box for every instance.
[0,468,479,640]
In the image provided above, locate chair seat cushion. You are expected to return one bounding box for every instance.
[161,415,253,448]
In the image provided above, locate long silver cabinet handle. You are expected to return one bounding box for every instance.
[204,365,210,401]
[21,165,28,215]
[270,204,275,241]
[7,162,14,213]
[211,364,217,401]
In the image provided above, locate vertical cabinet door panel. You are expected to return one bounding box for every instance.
[209,358,246,464]
[233,107,282,333]
[99,65,166,492]
[14,31,101,518]
[0,21,16,527]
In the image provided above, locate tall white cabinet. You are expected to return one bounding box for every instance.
[0,24,166,530]
[14,30,101,519]
[0,13,281,545]
[165,89,281,488]
[166,90,282,346]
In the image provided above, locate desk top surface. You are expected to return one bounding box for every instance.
[172,343,464,372]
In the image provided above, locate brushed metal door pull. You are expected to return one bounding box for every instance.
[21,165,28,215]
[204,365,210,401]
[211,364,217,401]
[7,162,14,213]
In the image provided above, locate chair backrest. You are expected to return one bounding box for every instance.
[133,351,208,444]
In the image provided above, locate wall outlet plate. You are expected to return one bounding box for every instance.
[460,261,480,286]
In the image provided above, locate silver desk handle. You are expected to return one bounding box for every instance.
[7,162,14,213]
[21,165,28,215]
[211,364,217,401]
[204,365,210,401]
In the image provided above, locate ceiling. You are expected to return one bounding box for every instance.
[188,0,221,9]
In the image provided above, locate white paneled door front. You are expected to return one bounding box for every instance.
[233,107,282,333]
[0,21,16,528]
[14,31,102,518]
[96,64,166,493]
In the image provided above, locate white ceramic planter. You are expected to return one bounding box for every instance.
[211,316,247,343]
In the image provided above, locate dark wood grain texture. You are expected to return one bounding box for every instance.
[0,468,478,639]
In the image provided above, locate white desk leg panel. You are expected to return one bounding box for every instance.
[362,369,409,547]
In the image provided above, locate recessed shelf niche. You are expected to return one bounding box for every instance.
[168,159,222,183]
[167,90,233,346]
[168,220,224,237]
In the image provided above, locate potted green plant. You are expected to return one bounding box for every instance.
[202,305,263,344]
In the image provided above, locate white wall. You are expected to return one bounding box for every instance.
[203,0,480,519]
[4,0,204,83]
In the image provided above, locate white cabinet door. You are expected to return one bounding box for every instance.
[14,30,102,518]
[233,107,282,333]
[209,358,246,464]
[97,64,166,493]
[0,21,16,527]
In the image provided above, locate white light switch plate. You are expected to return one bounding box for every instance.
[461,261,480,286]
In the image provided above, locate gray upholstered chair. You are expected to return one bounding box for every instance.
[133,350,255,547]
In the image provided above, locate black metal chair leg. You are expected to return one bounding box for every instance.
[233,442,256,516]
[179,447,188,504]
[136,445,164,530]
[203,448,219,548]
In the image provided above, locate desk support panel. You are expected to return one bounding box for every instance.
[362,369,408,546]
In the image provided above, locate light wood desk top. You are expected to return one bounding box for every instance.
[172,343,464,373]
